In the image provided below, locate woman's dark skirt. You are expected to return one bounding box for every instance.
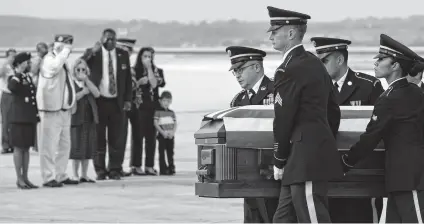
[70,122,96,160]
[9,123,36,148]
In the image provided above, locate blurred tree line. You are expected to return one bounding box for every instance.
[1,15,424,47]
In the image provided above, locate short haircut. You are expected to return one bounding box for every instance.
[160,91,172,99]
[6,48,16,57]
[103,28,116,36]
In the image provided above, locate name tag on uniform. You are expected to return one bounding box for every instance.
[349,100,362,106]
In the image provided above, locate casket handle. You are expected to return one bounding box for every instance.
[196,165,213,182]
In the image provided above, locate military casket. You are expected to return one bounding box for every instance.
[194,105,386,198]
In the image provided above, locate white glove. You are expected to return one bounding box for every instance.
[273,166,284,180]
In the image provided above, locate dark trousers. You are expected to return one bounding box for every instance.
[382,190,424,223]
[244,198,279,223]
[94,97,126,175]
[127,105,142,167]
[329,197,383,223]
[273,181,331,223]
[130,109,156,168]
[158,135,174,173]
[1,92,12,150]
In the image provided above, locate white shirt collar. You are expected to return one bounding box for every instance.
[282,44,302,63]
[102,46,116,55]
[333,68,349,89]
[418,82,423,87]
[389,77,407,88]
[251,75,265,94]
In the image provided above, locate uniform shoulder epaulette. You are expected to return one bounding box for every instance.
[385,86,394,97]
[230,90,245,108]
[354,72,378,83]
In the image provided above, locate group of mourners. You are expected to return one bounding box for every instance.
[0,28,177,190]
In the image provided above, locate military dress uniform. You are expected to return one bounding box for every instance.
[267,7,342,223]
[226,46,277,223]
[311,37,385,223]
[342,34,424,223]
[7,52,39,148]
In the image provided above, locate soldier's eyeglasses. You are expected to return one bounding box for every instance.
[232,64,256,75]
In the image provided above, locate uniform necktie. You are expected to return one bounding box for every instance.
[334,82,340,93]
[108,51,117,95]
[248,89,256,98]
[248,89,256,103]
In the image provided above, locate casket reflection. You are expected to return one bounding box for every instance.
[194,105,385,198]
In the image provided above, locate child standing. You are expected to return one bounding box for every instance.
[154,91,177,175]
[70,59,100,183]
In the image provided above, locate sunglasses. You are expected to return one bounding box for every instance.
[76,68,86,73]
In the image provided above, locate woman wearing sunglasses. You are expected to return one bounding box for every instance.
[69,58,100,183]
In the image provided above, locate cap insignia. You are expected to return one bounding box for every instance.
[58,36,63,42]
[227,50,231,57]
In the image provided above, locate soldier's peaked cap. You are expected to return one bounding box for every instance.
[117,38,137,48]
[310,37,351,59]
[54,34,74,44]
[13,52,31,66]
[374,34,417,61]
[225,46,266,71]
[267,6,311,32]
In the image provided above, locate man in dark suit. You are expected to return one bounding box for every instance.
[226,46,276,223]
[267,6,342,223]
[81,28,132,180]
[342,34,424,223]
[311,37,385,223]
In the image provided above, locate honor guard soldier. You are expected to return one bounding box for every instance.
[342,34,424,223]
[227,46,274,108]
[311,37,385,223]
[311,37,385,106]
[226,46,276,223]
[266,6,342,223]
[407,55,424,90]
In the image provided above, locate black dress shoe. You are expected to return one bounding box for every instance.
[96,174,107,181]
[16,181,31,190]
[108,172,121,180]
[60,178,79,185]
[145,168,158,176]
[120,170,132,177]
[43,180,63,188]
[132,168,146,176]
[79,177,96,183]
[24,180,39,189]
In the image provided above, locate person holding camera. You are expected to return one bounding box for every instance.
[37,34,78,187]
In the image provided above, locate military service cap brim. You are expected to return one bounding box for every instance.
[267,6,311,32]
[54,34,74,44]
[13,52,31,66]
[225,46,266,71]
[310,37,351,59]
[117,38,137,48]
[373,34,416,61]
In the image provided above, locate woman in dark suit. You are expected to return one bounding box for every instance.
[131,47,165,175]
[8,52,39,189]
